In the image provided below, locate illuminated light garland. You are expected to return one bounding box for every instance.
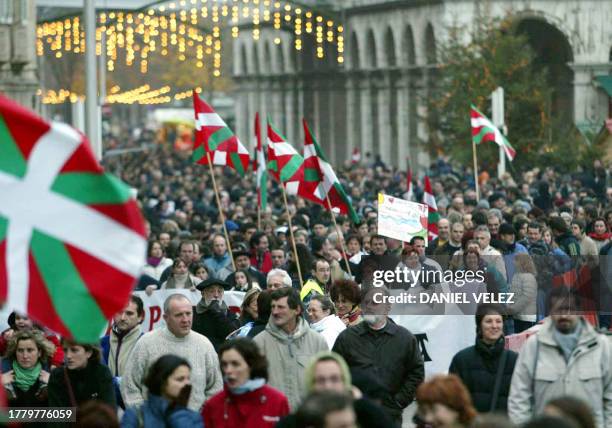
[37,0,346,75]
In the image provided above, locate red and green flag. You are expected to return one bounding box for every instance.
[266,119,304,195]
[302,120,359,223]
[0,95,147,342]
[266,119,322,205]
[254,113,267,211]
[423,175,439,241]
[470,105,516,161]
[193,91,250,175]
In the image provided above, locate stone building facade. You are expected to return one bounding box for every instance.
[0,0,38,110]
[232,0,612,170]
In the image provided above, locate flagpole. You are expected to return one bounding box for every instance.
[280,185,303,287]
[206,152,236,271]
[326,195,352,277]
[472,139,480,201]
[257,205,261,231]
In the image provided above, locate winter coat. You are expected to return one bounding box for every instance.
[192,301,241,351]
[48,361,115,427]
[332,318,425,419]
[508,318,612,428]
[449,337,518,413]
[253,318,328,410]
[310,315,346,349]
[121,394,203,428]
[507,272,538,322]
[202,384,289,428]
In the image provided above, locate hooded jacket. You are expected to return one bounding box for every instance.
[508,318,612,427]
[276,352,394,428]
[253,317,328,410]
[310,315,346,349]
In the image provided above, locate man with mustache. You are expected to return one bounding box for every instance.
[508,286,612,428]
[192,278,240,351]
[332,286,424,426]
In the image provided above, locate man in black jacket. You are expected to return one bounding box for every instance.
[332,286,424,426]
[192,278,240,351]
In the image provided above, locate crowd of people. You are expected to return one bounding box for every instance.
[1,138,611,427]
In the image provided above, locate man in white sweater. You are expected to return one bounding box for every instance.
[121,293,223,411]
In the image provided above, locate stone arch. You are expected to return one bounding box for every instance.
[424,23,436,64]
[263,40,272,75]
[384,26,396,68]
[349,31,360,70]
[275,41,285,74]
[252,41,260,75]
[516,17,574,122]
[365,29,377,69]
[402,25,416,67]
[240,42,249,75]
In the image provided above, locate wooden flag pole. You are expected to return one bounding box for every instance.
[281,185,303,287]
[257,204,261,230]
[472,139,480,201]
[206,152,236,271]
[326,195,352,277]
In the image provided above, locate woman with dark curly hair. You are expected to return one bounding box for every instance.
[202,339,289,428]
[415,374,477,428]
[2,330,56,407]
[330,280,362,327]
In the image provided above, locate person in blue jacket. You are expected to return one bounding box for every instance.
[121,354,203,428]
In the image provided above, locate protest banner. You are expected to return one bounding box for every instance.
[393,314,476,376]
[377,193,428,243]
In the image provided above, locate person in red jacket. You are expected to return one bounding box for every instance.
[202,338,289,428]
[250,232,273,275]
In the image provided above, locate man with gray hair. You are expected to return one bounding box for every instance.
[267,268,293,290]
[121,293,222,410]
[474,225,507,281]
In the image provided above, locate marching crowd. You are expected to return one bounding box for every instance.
[1,140,611,428]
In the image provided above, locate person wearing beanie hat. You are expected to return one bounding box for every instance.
[449,304,518,413]
[192,278,240,351]
[476,199,490,210]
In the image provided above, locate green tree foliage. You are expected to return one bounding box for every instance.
[427,16,583,170]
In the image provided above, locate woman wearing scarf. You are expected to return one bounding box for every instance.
[1,330,55,407]
[588,218,611,252]
[160,258,199,291]
[202,338,289,428]
[142,240,173,281]
[330,280,362,327]
[449,304,517,413]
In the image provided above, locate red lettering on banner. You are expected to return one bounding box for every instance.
[149,306,161,330]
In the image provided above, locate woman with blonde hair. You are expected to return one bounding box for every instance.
[2,330,56,407]
[507,253,538,333]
